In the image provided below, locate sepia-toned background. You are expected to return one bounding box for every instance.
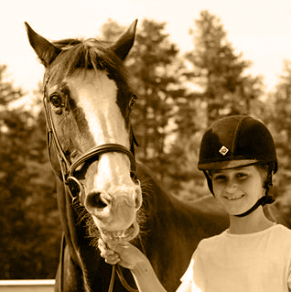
[1,0,291,280]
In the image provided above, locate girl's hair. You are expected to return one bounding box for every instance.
[255,163,277,222]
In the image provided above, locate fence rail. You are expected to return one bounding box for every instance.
[0,280,55,292]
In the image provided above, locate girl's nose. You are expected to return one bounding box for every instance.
[225,180,238,194]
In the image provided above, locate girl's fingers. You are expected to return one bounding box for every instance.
[107,242,130,252]
[98,238,120,264]
[98,238,130,254]
[100,248,115,258]
[104,253,120,265]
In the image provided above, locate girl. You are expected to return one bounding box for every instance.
[99,115,291,292]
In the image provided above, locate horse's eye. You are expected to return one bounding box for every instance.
[50,95,63,108]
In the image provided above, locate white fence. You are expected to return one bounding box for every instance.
[0,280,55,292]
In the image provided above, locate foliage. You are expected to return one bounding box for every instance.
[127,20,188,182]
[262,60,291,226]
[0,66,61,279]
[100,18,125,41]
[185,10,264,124]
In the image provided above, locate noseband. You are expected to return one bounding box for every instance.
[43,90,137,205]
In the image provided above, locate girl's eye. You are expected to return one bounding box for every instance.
[50,95,63,108]
[213,175,227,182]
[236,173,247,179]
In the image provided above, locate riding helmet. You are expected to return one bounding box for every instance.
[198,115,277,173]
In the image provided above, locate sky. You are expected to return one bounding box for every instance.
[1,0,291,101]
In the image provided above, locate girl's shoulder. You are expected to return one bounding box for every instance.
[272,224,291,239]
[197,229,228,250]
[197,224,291,251]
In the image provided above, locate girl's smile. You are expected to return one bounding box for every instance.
[224,194,244,200]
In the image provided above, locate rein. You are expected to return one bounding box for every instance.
[109,265,138,292]
[43,84,139,292]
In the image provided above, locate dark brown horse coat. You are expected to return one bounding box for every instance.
[55,162,228,292]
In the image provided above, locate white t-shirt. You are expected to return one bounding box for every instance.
[181,224,291,292]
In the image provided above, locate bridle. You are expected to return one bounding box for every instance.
[43,86,138,204]
[43,78,139,292]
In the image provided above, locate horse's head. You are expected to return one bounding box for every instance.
[25,20,143,243]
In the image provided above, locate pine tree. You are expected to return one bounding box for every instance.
[262,60,291,227]
[126,19,190,181]
[0,66,61,279]
[186,10,264,124]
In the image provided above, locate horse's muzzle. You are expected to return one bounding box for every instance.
[85,187,142,217]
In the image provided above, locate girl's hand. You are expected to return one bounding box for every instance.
[98,239,148,270]
[99,239,169,292]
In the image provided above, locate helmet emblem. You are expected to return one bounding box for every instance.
[219,146,229,156]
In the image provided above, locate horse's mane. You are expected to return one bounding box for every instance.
[47,37,136,122]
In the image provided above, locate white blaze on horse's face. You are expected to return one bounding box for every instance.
[66,69,142,242]
[67,69,127,146]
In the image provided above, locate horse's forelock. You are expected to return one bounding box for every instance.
[49,38,124,79]
[45,38,135,122]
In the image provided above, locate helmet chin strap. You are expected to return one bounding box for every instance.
[235,170,275,217]
[234,195,274,217]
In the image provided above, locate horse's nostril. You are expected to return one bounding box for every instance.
[95,194,108,209]
[87,192,110,209]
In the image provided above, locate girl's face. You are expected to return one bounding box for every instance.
[211,164,266,216]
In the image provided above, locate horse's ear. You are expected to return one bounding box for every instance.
[111,19,138,61]
[25,22,61,67]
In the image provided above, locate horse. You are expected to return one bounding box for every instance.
[25,20,229,292]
